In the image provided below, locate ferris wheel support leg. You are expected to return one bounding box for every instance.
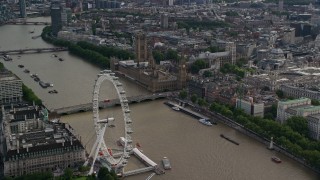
[88,125,107,175]
[84,135,100,167]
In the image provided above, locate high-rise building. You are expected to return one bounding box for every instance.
[168,0,173,6]
[19,0,26,18]
[279,0,283,11]
[0,70,22,105]
[160,14,169,29]
[236,98,264,117]
[50,2,62,36]
[134,31,148,64]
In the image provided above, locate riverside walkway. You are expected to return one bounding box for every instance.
[173,98,320,175]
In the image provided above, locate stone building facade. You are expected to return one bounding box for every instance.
[2,105,86,177]
[0,71,22,105]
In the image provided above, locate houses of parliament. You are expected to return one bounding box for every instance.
[110,31,187,92]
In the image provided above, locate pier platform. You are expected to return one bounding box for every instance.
[164,101,217,124]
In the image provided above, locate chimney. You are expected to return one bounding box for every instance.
[71,138,73,146]
[26,146,29,152]
[62,141,64,147]
[24,115,27,120]
[14,108,16,114]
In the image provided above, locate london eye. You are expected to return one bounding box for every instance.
[84,70,133,175]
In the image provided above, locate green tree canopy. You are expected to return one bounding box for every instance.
[191,59,207,74]
[165,49,179,61]
[191,94,198,103]
[64,168,73,180]
[203,70,213,78]
[276,90,285,99]
[206,46,224,53]
[0,62,4,70]
[311,99,320,106]
[22,84,42,105]
[179,89,188,99]
[225,11,239,16]
[98,167,110,180]
[152,50,165,64]
[285,116,309,137]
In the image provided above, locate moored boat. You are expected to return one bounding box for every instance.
[39,81,49,88]
[3,55,12,61]
[199,118,213,126]
[48,90,58,94]
[172,106,180,111]
[24,69,30,73]
[162,157,171,170]
[18,64,24,68]
[271,156,281,163]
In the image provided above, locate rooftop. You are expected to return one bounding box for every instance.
[278,98,310,105]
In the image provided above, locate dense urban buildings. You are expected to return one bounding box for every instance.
[1,104,86,177]
[277,98,320,140]
[3,0,320,178]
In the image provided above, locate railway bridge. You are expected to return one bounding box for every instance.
[5,21,51,25]
[0,47,68,55]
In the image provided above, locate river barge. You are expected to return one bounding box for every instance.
[220,134,239,145]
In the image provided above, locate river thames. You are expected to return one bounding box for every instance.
[0,17,319,180]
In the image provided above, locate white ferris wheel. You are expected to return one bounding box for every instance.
[84,70,133,175]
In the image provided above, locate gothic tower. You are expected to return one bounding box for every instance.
[135,31,148,65]
[269,71,278,91]
[177,56,187,89]
[225,42,236,65]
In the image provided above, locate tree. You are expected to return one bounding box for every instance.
[225,11,239,16]
[179,90,188,99]
[206,46,224,53]
[203,70,213,77]
[64,168,73,180]
[165,49,179,61]
[191,94,198,103]
[98,167,110,180]
[276,90,285,99]
[79,165,90,172]
[197,98,206,107]
[0,62,4,70]
[106,174,114,180]
[191,59,207,74]
[311,99,320,106]
[152,50,165,64]
[285,116,309,137]
[22,84,42,105]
